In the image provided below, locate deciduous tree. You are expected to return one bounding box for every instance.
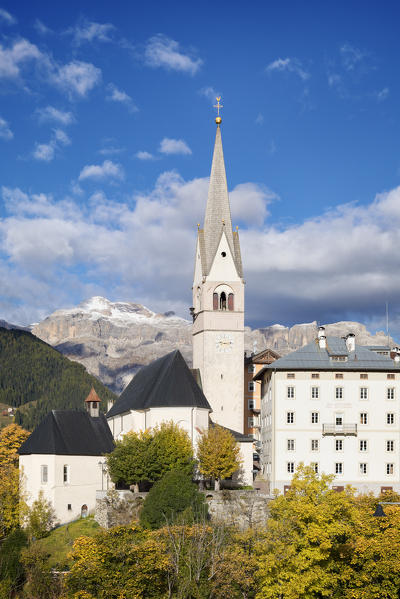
[197,425,241,490]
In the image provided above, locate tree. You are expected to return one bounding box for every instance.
[106,422,194,489]
[150,422,194,481]
[140,470,206,530]
[0,423,30,467]
[24,490,56,541]
[106,430,153,491]
[197,425,241,490]
[256,464,358,599]
[0,424,30,538]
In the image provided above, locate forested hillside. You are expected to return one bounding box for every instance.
[0,327,116,430]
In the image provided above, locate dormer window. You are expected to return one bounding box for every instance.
[331,355,347,362]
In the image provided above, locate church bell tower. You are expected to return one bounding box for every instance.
[192,100,244,433]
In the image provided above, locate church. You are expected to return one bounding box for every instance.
[19,103,254,524]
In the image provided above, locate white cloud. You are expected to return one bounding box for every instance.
[0,116,13,140]
[36,105,75,125]
[266,57,310,81]
[377,87,389,102]
[99,146,124,156]
[159,137,192,155]
[67,19,115,45]
[33,128,71,162]
[78,160,124,182]
[106,83,138,112]
[199,86,221,103]
[50,60,101,98]
[255,113,264,125]
[135,151,155,160]
[340,43,365,71]
[0,8,16,25]
[34,19,52,35]
[0,38,42,79]
[144,34,202,75]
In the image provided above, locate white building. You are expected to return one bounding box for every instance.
[256,329,400,495]
[19,389,114,524]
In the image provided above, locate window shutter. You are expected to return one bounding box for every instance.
[213,293,218,310]
[228,293,234,311]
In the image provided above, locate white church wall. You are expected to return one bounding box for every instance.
[20,454,109,525]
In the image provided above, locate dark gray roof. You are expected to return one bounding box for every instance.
[254,336,400,379]
[107,350,212,418]
[18,411,115,456]
[210,421,254,443]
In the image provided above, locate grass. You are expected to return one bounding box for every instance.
[34,516,100,570]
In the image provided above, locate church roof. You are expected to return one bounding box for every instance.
[18,411,115,456]
[107,350,212,417]
[200,124,243,278]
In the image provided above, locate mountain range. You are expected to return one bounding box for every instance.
[23,297,396,393]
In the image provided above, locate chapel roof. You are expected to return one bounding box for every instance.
[107,350,212,418]
[85,387,101,403]
[18,411,115,456]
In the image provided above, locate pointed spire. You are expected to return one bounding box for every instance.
[203,123,237,274]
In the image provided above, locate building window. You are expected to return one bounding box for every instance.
[311,386,319,399]
[311,412,319,424]
[248,364,256,374]
[386,463,394,475]
[311,462,319,474]
[311,439,319,451]
[360,373,368,379]
[248,417,255,428]
[360,412,368,425]
[213,292,218,310]
[335,373,343,379]
[332,355,347,362]
[287,412,295,424]
[386,440,394,452]
[311,373,319,379]
[335,439,343,451]
[40,465,48,484]
[387,413,395,425]
[360,387,368,400]
[287,373,295,379]
[287,462,295,473]
[359,463,367,475]
[287,386,295,399]
[248,398,255,409]
[335,387,343,399]
[387,387,395,400]
[387,374,395,380]
[248,382,255,392]
[63,464,70,484]
[335,414,343,426]
[228,293,234,311]
[287,439,295,451]
[67,504,72,511]
[359,440,368,452]
[335,463,343,475]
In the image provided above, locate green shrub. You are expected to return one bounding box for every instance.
[140,470,207,529]
[0,528,28,598]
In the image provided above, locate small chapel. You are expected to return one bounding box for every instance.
[19,104,254,524]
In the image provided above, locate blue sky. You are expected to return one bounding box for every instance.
[1,0,400,336]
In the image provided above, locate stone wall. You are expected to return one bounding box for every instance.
[95,489,272,530]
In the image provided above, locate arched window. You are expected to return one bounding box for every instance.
[213,292,218,310]
[220,292,227,310]
[228,293,234,311]
[81,504,88,518]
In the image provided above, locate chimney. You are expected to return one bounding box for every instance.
[318,335,326,349]
[107,399,114,412]
[85,387,100,418]
[317,326,325,339]
[345,333,356,353]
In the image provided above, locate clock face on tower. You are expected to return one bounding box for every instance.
[215,333,233,353]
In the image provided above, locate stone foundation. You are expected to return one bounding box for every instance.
[95,489,272,530]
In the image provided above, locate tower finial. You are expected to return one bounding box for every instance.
[214,96,223,125]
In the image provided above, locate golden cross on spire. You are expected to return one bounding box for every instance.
[214,97,223,116]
